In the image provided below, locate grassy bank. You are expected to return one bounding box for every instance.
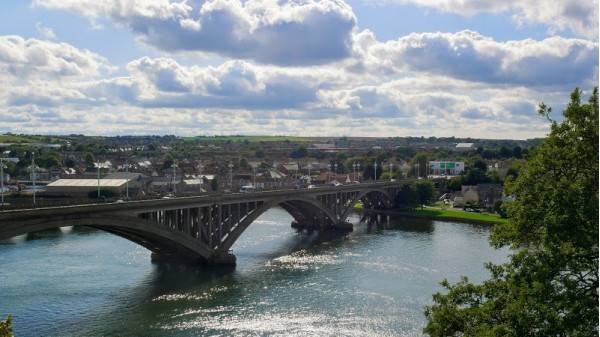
[396,207,508,224]
[356,203,508,225]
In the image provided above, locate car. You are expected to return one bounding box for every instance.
[239,186,256,193]
[307,185,316,189]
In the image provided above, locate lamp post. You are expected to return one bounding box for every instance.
[171,161,177,194]
[374,162,378,181]
[228,161,233,189]
[97,157,100,200]
[389,162,393,181]
[197,162,204,194]
[307,163,312,184]
[125,159,129,200]
[352,162,356,181]
[357,162,360,181]
[31,153,39,209]
[334,163,338,182]
[327,164,331,182]
[251,162,257,187]
[1,157,5,209]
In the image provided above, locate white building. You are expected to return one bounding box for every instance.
[429,161,465,176]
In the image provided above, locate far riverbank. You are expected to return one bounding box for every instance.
[359,205,509,225]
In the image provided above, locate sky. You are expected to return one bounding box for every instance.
[0,0,598,139]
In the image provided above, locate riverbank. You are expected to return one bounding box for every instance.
[358,204,508,225]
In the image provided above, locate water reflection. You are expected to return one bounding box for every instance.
[360,211,435,233]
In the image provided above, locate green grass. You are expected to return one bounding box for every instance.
[182,135,317,143]
[355,203,508,224]
[399,207,508,224]
[0,134,70,144]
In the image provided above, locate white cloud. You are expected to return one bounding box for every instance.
[33,0,358,66]
[0,35,114,78]
[35,22,57,40]
[368,0,599,39]
[356,30,599,87]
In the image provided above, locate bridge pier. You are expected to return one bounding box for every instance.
[208,251,237,265]
[290,220,353,231]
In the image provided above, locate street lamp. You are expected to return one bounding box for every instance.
[197,161,204,194]
[171,161,178,194]
[30,153,39,209]
[334,163,338,182]
[124,159,131,200]
[251,162,258,187]
[97,156,101,200]
[353,162,356,181]
[1,157,6,210]
[389,162,393,181]
[307,163,312,184]
[374,162,378,181]
[357,162,360,181]
[327,164,331,182]
[228,161,233,189]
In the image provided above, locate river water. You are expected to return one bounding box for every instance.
[0,208,507,336]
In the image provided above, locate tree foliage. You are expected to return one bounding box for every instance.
[395,183,418,209]
[423,87,599,336]
[0,315,14,337]
[415,180,436,209]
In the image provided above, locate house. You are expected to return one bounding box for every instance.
[477,183,503,206]
[461,185,479,204]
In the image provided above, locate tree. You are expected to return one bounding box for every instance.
[415,180,436,210]
[395,183,418,209]
[512,146,523,159]
[84,152,95,167]
[0,315,14,337]
[423,87,599,336]
[290,145,308,159]
[499,146,512,158]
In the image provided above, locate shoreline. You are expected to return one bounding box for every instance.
[359,207,507,225]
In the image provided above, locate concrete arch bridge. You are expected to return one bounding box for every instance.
[0,181,403,265]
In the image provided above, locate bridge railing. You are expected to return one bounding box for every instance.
[0,180,413,212]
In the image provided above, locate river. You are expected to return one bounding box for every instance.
[0,208,507,336]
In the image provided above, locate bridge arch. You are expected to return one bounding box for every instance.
[219,194,342,252]
[3,214,215,263]
[339,187,396,221]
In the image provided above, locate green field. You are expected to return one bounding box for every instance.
[355,203,508,224]
[398,207,508,224]
[182,135,317,143]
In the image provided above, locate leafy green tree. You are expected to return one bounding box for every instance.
[84,152,95,167]
[394,183,418,209]
[423,87,599,337]
[499,146,511,158]
[512,146,523,159]
[469,155,487,171]
[0,315,14,337]
[290,145,308,159]
[505,167,519,181]
[410,152,428,177]
[415,180,436,210]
